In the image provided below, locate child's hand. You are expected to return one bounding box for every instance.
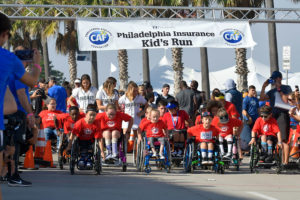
[249,138,256,145]
[277,142,282,149]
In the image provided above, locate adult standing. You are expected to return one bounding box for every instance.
[30,78,47,117]
[155,84,175,105]
[68,74,98,113]
[260,71,292,165]
[225,79,243,118]
[242,85,259,129]
[0,13,41,187]
[47,77,67,113]
[96,77,119,113]
[190,80,204,112]
[175,81,195,118]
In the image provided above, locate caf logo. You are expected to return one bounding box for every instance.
[263,125,269,132]
[221,126,228,132]
[84,129,92,135]
[107,121,115,127]
[152,127,159,134]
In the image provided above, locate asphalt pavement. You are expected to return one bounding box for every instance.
[1,155,300,200]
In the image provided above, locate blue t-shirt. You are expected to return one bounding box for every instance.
[242,96,259,121]
[0,47,25,130]
[266,85,292,115]
[8,76,30,114]
[48,85,67,113]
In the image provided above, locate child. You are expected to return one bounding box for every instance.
[195,103,208,125]
[68,104,102,168]
[139,110,168,159]
[157,101,167,120]
[39,98,63,150]
[187,112,219,164]
[162,100,192,157]
[96,104,133,160]
[249,105,282,163]
[212,108,243,159]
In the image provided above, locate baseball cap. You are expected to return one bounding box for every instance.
[166,102,177,109]
[74,78,81,84]
[49,76,56,82]
[201,112,213,118]
[162,84,170,88]
[271,71,282,79]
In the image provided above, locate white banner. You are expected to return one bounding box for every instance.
[77,20,256,51]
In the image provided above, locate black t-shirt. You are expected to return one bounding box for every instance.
[30,87,47,117]
[156,94,175,105]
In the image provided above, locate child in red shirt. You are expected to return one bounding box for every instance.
[96,104,133,160]
[39,98,63,150]
[162,100,192,157]
[139,109,168,159]
[249,105,282,163]
[187,112,219,164]
[157,101,167,120]
[212,108,243,159]
[67,104,102,168]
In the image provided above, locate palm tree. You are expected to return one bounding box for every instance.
[217,0,264,91]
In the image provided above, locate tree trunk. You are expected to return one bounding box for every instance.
[172,48,183,96]
[142,49,150,83]
[68,49,77,87]
[235,48,248,92]
[266,0,279,74]
[118,49,128,90]
[42,37,50,81]
[200,47,209,100]
[91,51,99,88]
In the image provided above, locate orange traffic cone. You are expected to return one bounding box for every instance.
[34,129,46,159]
[43,140,55,168]
[127,131,135,153]
[23,145,35,169]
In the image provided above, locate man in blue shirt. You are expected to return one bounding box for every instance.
[0,13,41,187]
[242,85,259,129]
[47,77,67,113]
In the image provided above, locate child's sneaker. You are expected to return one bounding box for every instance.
[171,150,177,157]
[265,155,273,163]
[152,152,157,157]
[208,158,214,165]
[160,154,165,159]
[177,149,183,156]
[202,158,208,164]
[224,152,232,159]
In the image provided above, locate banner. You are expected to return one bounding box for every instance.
[77,20,256,51]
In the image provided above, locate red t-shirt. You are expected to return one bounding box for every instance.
[225,101,239,119]
[96,111,132,131]
[188,124,219,143]
[139,120,167,138]
[195,115,202,125]
[72,118,102,141]
[162,110,189,130]
[56,113,85,134]
[211,117,242,137]
[39,110,63,129]
[252,117,280,137]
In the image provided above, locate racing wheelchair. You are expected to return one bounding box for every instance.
[249,136,282,174]
[169,129,187,167]
[135,136,172,174]
[69,138,102,175]
[58,133,70,170]
[102,133,128,172]
[183,136,226,174]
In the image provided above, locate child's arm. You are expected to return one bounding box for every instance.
[277,132,282,148]
[163,129,169,139]
[249,131,257,145]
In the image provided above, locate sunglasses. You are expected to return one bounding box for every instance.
[261,115,269,118]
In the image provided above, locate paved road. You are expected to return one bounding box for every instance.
[1,155,300,200]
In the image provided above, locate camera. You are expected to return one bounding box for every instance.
[268,78,275,84]
[15,50,34,61]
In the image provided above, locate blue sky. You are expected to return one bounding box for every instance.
[48,0,300,86]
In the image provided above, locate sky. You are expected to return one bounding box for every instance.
[48,0,300,87]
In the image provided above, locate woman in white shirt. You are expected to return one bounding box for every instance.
[96,77,119,113]
[68,74,98,113]
[119,81,147,138]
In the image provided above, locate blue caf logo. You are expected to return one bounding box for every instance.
[86,28,112,48]
[222,30,243,44]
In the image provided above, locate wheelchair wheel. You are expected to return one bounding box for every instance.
[164,140,172,172]
[70,139,78,175]
[183,142,194,173]
[140,138,146,172]
[94,142,102,175]
[250,144,258,173]
[58,134,65,170]
[132,138,138,167]
[136,139,144,171]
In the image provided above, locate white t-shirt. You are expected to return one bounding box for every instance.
[118,94,147,130]
[72,87,98,113]
[96,89,119,113]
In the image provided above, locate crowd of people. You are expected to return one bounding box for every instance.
[0,12,300,191]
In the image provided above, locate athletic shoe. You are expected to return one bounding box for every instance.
[177,149,183,156]
[202,158,208,165]
[207,159,214,165]
[152,152,157,157]
[265,155,273,163]
[224,153,232,159]
[159,154,165,159]
[171,150,177,157]
[105,154,113,160]
[8,174,32,187]
[112,154,118,160]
